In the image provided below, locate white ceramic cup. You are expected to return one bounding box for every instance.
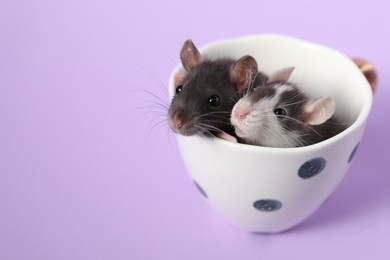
[168,34,373,233]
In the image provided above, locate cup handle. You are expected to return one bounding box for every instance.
[352,58,378,93]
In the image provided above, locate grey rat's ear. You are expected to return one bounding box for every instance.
[230,55,258,91]
[180,39,202,71]
[303,96,336,125]
[267,67,295,83]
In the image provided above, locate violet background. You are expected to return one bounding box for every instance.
[1,0,389,259]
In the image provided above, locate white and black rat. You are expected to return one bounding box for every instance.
[168,39,267,137]
[230,67,346,148]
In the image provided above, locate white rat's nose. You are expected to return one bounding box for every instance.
[234,105,250,121]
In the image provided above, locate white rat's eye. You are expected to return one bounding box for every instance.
[274,108,287,119]
[175,85,183,95]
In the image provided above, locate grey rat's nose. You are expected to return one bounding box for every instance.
[172,117,183,129]
[168,114,184,133]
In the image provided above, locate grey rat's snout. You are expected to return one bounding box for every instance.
[169,114,184,132]
[168,110,199,136]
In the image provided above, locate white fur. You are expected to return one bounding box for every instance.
[274,83,294,93]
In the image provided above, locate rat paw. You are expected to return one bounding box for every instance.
[216,132,238,143]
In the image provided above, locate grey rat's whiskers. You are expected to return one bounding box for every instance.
[123,91,169,123]
[128,104,168,116]
[136,109,167,119]
[136,107,168,139]
[198,115,231,124]
[201,119,232,127]
[193,124,215,137]
[166,125,176,150]
[197,110,231,117]
[140,65,171,98]
[130,89,170,109]
[123,95,168,113]
[197,122,225,134]
[195,111,231,123]
[244,72,260,96]
[163,50,180,68]
[145,118,169,140]
[124,87,172,138]
[145,111,168,127]
[130,105,167,120]
[134,107,167,136]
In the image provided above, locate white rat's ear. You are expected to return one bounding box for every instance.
[230,55,258,91]
[303,96,336,125]
[180,39,202,71]
[267,67,295,83]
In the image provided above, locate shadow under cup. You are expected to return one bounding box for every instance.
[169,35,373,233]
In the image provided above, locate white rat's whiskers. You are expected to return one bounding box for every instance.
[322,120,349,127]
[281,91,306,105]
[281,99,306,108]
[283,131,310,147]
[281,115,324,138]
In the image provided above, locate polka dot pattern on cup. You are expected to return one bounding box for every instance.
[253,199,282,212]
[191,152,355,217]
[193,181,208,198]
[298,157,326,179]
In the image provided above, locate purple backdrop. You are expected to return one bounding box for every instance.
[1,0,389,259]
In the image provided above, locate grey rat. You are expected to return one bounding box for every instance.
[230,67,346,147]
[168,39,267,137]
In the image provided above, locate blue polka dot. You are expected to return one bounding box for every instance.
[193,181,208,198]
[298,157,326,179]
[348,143,360,163]
[253,199,282,212]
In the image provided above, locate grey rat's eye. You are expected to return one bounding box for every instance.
[175,85,183,95]
[274,108,287,119]
[208,95,221,107]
